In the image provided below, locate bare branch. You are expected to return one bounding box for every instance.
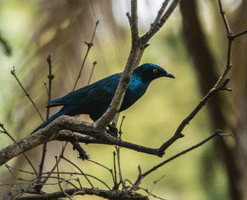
[142,0,181,44]
[133,130,230,189]
[158,79,231,155]
[11,67,44,122]
[87,61,97,85]
[62,156,94,188]
[15,187,149,200]
[71,140,90,160]
[46,55,54,119]
[130,0,139,43]
[72,20,99,91]
[152,0,170,26]
[55,156,73,199]
[33,141,68,192]
[94,0,181,130]
[56,129,161,156]
[217,0,232,35]
[87,159,115,186]
[233,29,247,39]
[0,123,39,179]
[39,55,54,183]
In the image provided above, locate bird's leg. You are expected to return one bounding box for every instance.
[106,124,119,137]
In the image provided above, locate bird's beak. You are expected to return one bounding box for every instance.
[165,72,175,78]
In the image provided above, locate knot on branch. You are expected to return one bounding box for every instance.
[47,55,52,63]
[47,74,54,80]
[84,41,93,48]
[228,33,235,41]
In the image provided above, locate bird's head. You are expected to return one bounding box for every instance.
[134,63,175,80]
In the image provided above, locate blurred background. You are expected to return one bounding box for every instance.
[0,0,246,199]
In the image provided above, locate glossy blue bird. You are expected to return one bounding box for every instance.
[32,63,174,135]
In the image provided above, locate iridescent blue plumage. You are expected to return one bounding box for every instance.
[32,63,174,133]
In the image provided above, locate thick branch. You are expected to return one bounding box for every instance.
[57,130,161,156]
[0,116,95,166]
[94,1,141,130]
[94,0,181,130]
[0,116,164,166]
[13,187,148,200]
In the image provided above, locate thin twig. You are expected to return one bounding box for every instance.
[38,175,78,188]
[43,82,49,95]
[118,116,125,137]
[5,164,34,182]
[216,0,233,80]
[152,0,170,26]
[37,142,68,188]
[0,123,39,179]
[38,55,54,182]
[62,156,94,188]
[4,164,36,175]
[113,151,118,189]
[218,0,232,35]
[46,55,54,119]
[87,61,97,85]
[233,29,247,39]
[11,67,44,122]
[87,159,115,185]
[55,156,72,199]
[115,146,126,189]
[72,20,99,91]
[140,186,165,200]
[147,175,166,199]
[42,172,111,190]
[63,174,73,190]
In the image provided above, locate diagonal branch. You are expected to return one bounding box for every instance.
[72,20,99,91]
[94,0,141,130]
[133,130,232,190]
[11,68,44,122]
[152,0,170,26]
[218,0,232,35]
[0,123,39,179]
[94,0,181,130]
[158,79,231,155]
[142,0,181,44]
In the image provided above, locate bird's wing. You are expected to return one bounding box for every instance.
[47,84,94,107]
[47,73,122,107]
[87,73,121,103]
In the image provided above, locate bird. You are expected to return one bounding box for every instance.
[32,63,175,136]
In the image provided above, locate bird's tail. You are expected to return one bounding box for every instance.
[31,105,79,134]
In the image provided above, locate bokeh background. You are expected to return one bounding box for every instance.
[0,0,246,199]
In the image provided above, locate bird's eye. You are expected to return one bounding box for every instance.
[153,68,158,73]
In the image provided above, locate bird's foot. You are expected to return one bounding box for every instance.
[106,124,118,137]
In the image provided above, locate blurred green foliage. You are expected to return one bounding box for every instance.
[0,1,229,199]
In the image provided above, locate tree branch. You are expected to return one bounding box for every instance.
[158,79,231,155]
[132,130,232,190]
[14,187,149,200]
[94,0,181,130]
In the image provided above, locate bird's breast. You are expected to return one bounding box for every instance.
[120,76,149,111]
